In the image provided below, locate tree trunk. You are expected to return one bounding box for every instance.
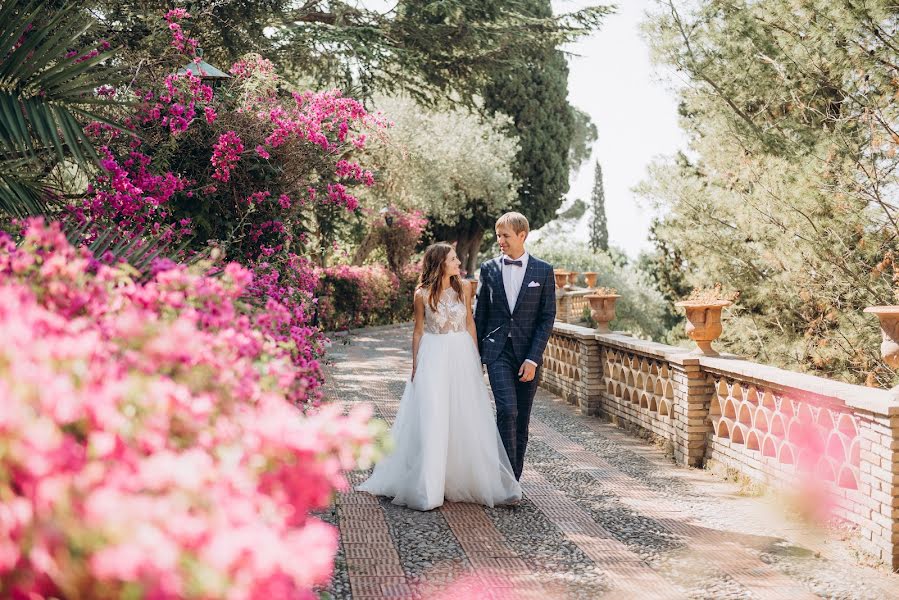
[352,230,380,265]
[453,223,484,278]
[454,225,471,276]
[464,226,483,276]
[436,220,485,277]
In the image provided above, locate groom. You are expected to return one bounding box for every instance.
[475,212,556,480]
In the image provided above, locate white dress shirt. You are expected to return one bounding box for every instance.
[501,252,537,368]
[501,251,529,312]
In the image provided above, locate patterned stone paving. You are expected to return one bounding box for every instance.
[320,325,899,599]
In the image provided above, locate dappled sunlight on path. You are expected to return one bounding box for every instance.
[321,325,898,599]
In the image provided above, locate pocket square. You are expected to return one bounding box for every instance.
[528,281,540,287]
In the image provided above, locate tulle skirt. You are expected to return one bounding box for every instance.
[357,331,522,511]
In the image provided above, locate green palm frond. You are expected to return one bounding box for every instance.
[0,1,128,218]
[64,220,198,282]
[0,157,50,217]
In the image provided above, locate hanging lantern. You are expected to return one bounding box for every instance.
[177,48,230,90]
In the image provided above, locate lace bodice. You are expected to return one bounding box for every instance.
[420,287,468,334]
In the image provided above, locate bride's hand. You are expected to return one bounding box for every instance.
[411,365,417,381]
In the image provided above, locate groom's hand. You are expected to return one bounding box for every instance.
[518,361,537,383]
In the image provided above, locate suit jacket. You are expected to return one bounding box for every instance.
[474,255,556,366]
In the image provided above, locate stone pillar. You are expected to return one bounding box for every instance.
[668,356,713,468]
[856,410,899,570]
[555,290,571,325]
[577,334,603,416]
[540,323,603,415]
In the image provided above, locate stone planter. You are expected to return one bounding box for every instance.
[553,269,570,289]
[567,271,579,286]
[864,306,899,370]
[586,293,620,334]
[583,272,598,288]
[675,300,732,356]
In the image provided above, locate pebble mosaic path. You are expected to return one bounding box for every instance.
[320,325,899,599]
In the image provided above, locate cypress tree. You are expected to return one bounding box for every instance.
[482,0,575,230]
[589,160,609,252]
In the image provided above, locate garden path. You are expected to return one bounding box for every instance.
[320,324,899,599]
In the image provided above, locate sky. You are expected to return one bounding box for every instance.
[547,0,688,257]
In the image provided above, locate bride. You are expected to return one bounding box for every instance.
[357,242,522,511]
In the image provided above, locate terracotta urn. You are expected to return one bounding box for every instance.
[583,272,598,288]
[864,306,899,370]
[553,269,570,289]
[567,271,579,286]
[466,278,479,297]
[586,293,621,333]
[674,300,732,356]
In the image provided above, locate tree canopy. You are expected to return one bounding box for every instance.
[482,0,596,231]
[363,95,519,223]
[0,2,126,219]
[83,0,612,105]
[360,95,520,272]
[570,106,599,173]
[640,0,899,385]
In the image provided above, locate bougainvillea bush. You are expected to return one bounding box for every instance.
[72,10,389,369]
[0,220,379,599]
[316,264,419,331]
[68,8,392,398]
[371,206,428,274]
[77,10,386,267]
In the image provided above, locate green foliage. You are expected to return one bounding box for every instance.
[62,220,196,282]
[569,106,598,173]
[588,160,608,252]
[558,198,587,221]
[315,265,419,331]
[529,236,669,340]
[84,0,611,106]
[482,0,595,230]
[0,2,125,219]
[536,197,586,241]
[636,219,692,337]
[640,0,899,385]
[363,95,519,227]
[362,94,520,273]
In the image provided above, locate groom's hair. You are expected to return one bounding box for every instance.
[496,212,529,235]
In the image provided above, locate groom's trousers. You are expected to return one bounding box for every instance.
[487,340,540,480]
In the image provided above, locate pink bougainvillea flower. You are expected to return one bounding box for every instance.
[0,219,380,599]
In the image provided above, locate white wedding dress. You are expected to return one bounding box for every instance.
[357,287,522,511]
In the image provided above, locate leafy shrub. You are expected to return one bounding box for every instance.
[529,238,669,340]
[0,220,379,599]
[76,10,386,269]
[370,207,428,273]
[316,264,419,331]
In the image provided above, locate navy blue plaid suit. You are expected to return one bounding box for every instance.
[474,255,556,479]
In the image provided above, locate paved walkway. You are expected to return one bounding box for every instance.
[320,325,899,599]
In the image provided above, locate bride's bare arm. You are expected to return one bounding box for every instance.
[464,284,479,351]
[411,291,425,380]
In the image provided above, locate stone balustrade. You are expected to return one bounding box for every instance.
[539,320,899,570]
[556,287,594,324]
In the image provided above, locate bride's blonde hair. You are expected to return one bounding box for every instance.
[418,242,463,311]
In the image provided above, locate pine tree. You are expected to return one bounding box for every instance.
[589,161,608,252]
